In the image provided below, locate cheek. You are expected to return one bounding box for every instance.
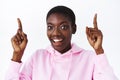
[47,32,51,39]
[64,32,72,40]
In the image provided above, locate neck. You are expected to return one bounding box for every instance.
[59,44,71,54]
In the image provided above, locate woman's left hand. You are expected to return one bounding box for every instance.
[86,14,104,55]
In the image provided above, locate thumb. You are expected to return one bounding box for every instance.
[22,32,28,42]
[20,32,28,48]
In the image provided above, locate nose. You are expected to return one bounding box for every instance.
[52,27,61,36]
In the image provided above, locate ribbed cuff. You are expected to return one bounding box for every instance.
[8,60,23,73]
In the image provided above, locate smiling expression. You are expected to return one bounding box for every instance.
[47,13,76,53]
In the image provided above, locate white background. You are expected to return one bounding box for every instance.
[0,0,120,79]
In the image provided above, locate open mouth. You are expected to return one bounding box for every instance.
[51,38,64,47]
[53,38,63,42]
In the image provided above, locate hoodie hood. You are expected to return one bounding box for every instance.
[46,43,83,57]
[46,43,84,79]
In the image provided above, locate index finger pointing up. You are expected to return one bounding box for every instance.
[93,13,98,30]
[17,18,23,31]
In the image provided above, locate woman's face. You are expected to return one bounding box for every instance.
[47,13,75,53]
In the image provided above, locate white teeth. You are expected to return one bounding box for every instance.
[53,39,63,42]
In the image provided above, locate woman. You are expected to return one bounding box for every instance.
[5,6,118,80]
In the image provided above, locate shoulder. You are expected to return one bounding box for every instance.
[72,43,96,56]
[32,49,50,58]
[24,49,50,64]
[78,49,96,59]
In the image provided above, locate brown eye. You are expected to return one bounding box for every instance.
[60,25,68,30]
[47,26,53,30]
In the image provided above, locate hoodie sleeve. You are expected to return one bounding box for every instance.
[93,54,118,80]
[5,60,33,80]
[5,61,22,80]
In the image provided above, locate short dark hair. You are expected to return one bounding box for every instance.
[46,5,76,26]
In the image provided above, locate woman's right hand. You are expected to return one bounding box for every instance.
[11,18,28,62]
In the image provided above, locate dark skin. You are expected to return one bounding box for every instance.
[86,14,104,54]
[47,13,76,53]
[11,13,104,62]
[11,18,28,62]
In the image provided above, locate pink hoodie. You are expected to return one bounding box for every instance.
[5,44,118,80]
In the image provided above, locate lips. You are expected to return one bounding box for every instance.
[51,38,64,47]
[53,38,63,42]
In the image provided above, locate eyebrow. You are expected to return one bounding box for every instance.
[47,21,69,25]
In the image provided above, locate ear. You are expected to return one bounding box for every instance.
[72,24,77,34]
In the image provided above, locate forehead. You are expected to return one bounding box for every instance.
[47,13,71,24]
